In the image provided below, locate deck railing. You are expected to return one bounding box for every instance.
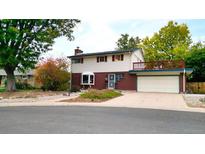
[133,60,185,70]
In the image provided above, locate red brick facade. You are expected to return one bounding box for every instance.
[72,72,136,90]
[72,72,185,93]
[115,72,136,90]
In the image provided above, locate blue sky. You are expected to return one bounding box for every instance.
[43,19,205,58]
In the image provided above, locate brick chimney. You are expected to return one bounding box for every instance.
[74,47,83,55]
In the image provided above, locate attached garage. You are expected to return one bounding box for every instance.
[137,76,179,93]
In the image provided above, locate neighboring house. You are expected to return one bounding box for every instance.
[0,69,35,86]
[68,47,192,93]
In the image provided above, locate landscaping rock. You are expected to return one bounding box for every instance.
[183,94,205,108]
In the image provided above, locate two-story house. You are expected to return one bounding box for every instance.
[68,47,192,93]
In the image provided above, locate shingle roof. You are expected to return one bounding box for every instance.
[0,69,34,76]
[68,48,140,58]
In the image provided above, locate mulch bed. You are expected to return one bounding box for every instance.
[59,97,109,103]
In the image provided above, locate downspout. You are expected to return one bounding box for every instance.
[69,57,72,95]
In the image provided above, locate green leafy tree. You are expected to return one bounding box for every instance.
[189,41,205,50]
[0,19,80,91]
[116,34,141,50]
[186,42,205,82]
[141,21,192,61]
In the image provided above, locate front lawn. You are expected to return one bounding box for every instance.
[0,87,5,92]
[61,89,122,102]
[0,89,66,99]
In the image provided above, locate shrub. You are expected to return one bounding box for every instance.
[70,85,80,92]
[3,80,34,90]
[15,82,35,90]
[35,58,70,91]
[4,79,7,86]
[80,89,122,100]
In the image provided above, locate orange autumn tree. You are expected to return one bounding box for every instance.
[35,58,70,91]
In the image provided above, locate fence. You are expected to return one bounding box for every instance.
[186,82,205,94]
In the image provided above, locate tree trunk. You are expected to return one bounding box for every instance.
[5,68,16,92]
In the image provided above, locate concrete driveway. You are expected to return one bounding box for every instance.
[68,91,205,113]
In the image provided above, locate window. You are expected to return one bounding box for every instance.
[90,75,94,84]
[112,54,124,61]
[82,75,89,84]
[116,73,124,81]
[72,58,83,64]
[81,73,95,85]
[97,56,107,62]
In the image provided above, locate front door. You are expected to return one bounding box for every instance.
[108,74,116,89]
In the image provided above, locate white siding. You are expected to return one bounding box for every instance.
[130,50,144,69]
[71,49,144,73]
[72,53,131,73]
[131,50,144,62]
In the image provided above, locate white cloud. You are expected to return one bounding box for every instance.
[42,19,120,58]
[76,19,119,52]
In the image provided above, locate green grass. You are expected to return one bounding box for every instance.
[80,89,122,100]
[0,87,6,92]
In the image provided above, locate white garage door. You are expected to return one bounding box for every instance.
[137,76,179,93]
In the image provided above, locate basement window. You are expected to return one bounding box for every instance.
[81,72,95,85]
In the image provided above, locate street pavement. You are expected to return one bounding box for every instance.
[0,106,205,133]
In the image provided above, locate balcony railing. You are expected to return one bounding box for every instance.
[132,60,185,70]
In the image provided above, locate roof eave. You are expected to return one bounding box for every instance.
[68,48,141,59]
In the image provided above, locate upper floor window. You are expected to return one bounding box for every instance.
[97,56,107,63]
[112,54,124,61]
[72,58,83,64]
